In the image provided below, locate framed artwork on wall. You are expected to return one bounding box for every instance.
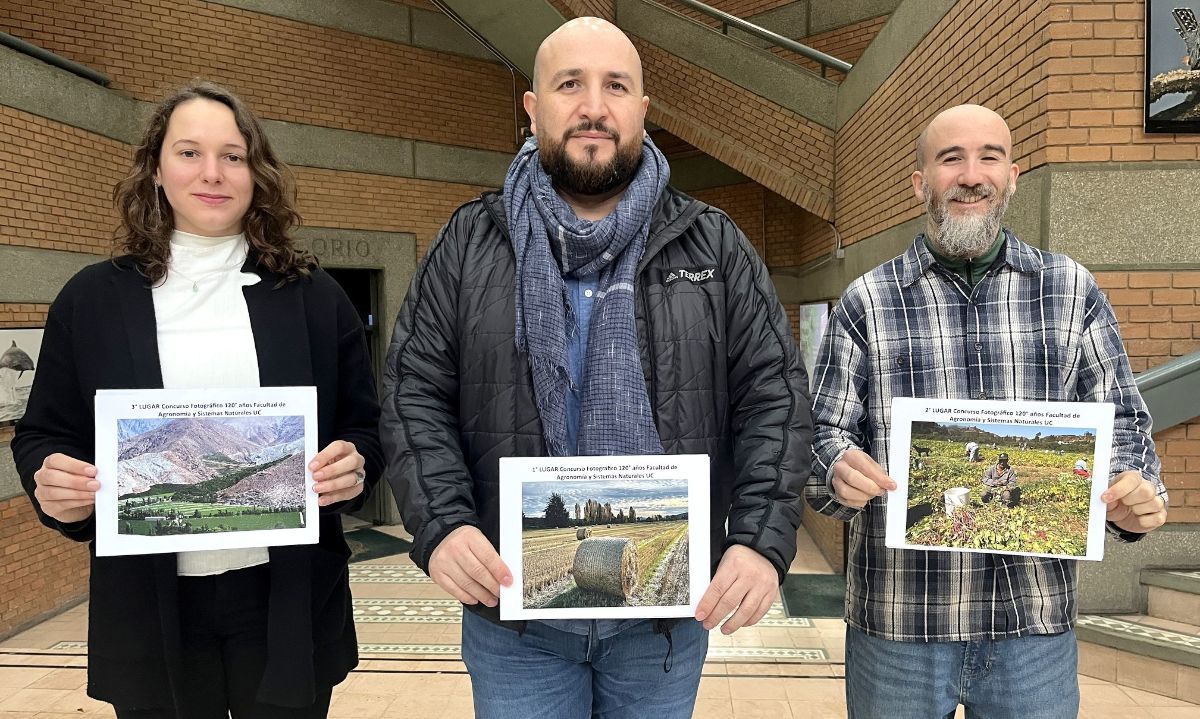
[796,302,831,390]
[0,328,42,427]
[1146,1,1200,132]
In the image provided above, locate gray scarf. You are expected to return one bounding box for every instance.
[504,135,669,457]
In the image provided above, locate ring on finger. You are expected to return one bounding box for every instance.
[353,469,366,486]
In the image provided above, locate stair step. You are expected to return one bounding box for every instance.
[1077,615,1200,668]
[1147,585,1200,627]
[1077,614,1200,702]
[1142,568,1200,595]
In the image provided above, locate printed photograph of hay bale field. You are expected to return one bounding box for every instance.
[904,421,1097,556]
[521,479,690,609]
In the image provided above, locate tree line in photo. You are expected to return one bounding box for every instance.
[522,492,688,530]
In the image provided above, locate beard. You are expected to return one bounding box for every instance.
[539,121,643,196]
[923,178,1014,258]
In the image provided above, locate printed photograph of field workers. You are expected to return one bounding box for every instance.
[904,421,1098,556]
[520,479,691,609]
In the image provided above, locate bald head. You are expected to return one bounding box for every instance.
[533,17,643,93]
[911,104,1019,259]
[916,104,1012,170]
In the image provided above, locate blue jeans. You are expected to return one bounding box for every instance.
[460,609,708,719]
[845,626,1079,719]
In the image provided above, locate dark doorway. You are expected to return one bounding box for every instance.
[325,267,381,381]
[324,267,393,525]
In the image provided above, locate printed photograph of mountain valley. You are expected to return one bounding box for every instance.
[115,416,306,535]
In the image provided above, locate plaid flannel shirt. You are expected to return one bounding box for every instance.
[806,231,1164,642]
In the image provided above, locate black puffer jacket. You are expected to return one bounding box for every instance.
[381,187,811,624]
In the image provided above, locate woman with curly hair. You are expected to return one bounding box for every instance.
[11,81,382,718]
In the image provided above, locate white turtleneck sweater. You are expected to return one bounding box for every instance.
[153,229,270,576]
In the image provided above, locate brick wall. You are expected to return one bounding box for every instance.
[689,182,835,271]
[547,0,616,22]
[295,168,489,259]
[639,39,835,218]
[1095,270,1200,524]
[1043,0,1196,163]
[690,183,767,257]
[0,107,489,260]
[3,0,518,152]
[836,0,1051,248]
[0,496,90,639]
[781,14,888,81]
[0,107,127,254]
[0,304,49,329]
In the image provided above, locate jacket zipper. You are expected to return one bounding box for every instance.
[639,281,661,428]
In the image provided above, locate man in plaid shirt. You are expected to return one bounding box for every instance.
[806,105,1168,718]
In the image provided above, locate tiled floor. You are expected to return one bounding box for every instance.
[1,526,1197,718]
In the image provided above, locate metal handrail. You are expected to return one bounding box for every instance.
[427,0,530,148]
[665,0,852,77]
[0,31,110,86]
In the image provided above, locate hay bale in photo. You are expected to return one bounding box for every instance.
[576,527,592,540]
[571,537,638,598]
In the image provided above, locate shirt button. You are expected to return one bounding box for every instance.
[584,289,593,298]
[978,391,988,400]
[974,342,983,351]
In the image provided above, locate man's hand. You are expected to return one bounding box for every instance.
[33,453,98,524]
[694,545,778,635]
[428,526,512,607]
[1103,471,1167,533]
[832,449,896,509]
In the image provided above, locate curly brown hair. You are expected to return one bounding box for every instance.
[113,80,314,283]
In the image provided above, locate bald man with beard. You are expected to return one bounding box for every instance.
[806,105,1167,717]
[381,18,811,718]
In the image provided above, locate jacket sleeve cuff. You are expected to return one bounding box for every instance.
[1105,520,1145,544]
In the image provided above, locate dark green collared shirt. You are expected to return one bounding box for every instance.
[923,230,1005,288]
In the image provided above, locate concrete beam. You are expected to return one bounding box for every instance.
[435,0,566,77]
[617,0,837,129]
[0,46,144,144]
[0,247,100,304]
[1,45,511,186]
[669,154,750,192]
[807,0,903,35]
[413,141,511,186]
[1046,163,1200,267]
[206,0,495,61]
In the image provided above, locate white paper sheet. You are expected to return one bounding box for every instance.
[499,454,710,620]
[885,398,1115,561]
[94,387,319,556]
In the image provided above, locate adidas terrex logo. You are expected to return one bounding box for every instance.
[664,266,717,284]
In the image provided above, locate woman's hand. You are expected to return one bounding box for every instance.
[310,440,367,507]
[33,453,99,524]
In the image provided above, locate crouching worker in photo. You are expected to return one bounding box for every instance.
[11,81,383,718]
[805,104,1167,719]
[380,17,811,719]
[981,453,1018,507]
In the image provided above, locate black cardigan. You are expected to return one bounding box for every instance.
[10,255,383,710]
